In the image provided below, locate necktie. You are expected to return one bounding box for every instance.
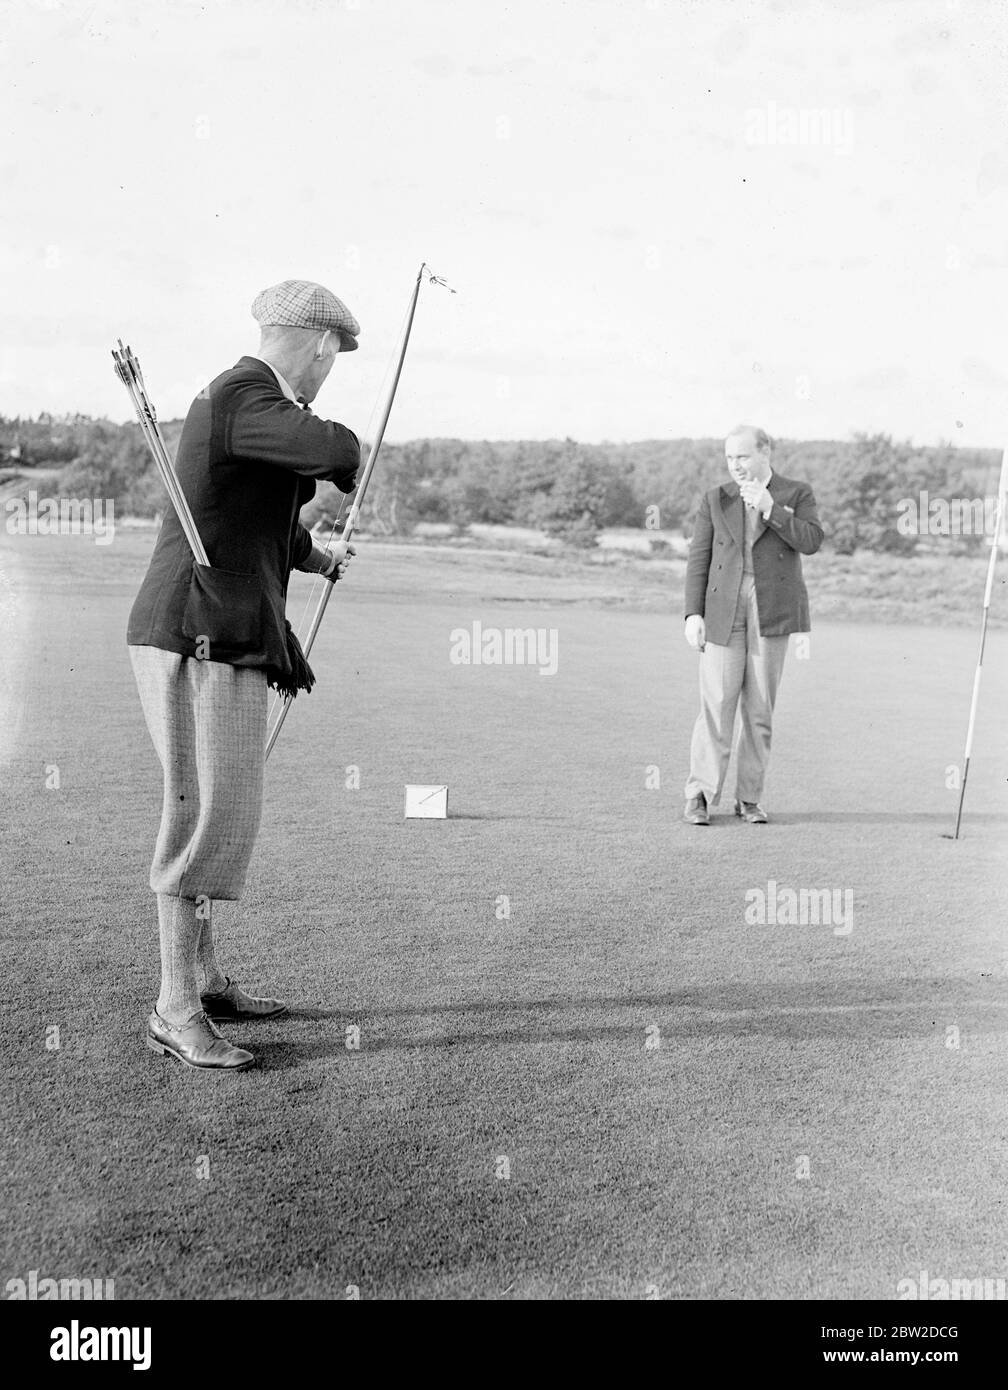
[743,499,759,573]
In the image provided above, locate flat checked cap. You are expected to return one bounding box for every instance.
[251,279,360,352]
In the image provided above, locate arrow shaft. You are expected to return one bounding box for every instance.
[113,346,210,566]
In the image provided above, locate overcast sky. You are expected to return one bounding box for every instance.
[2,0,1007,445]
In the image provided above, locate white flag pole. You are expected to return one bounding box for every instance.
[952,445,1008,839]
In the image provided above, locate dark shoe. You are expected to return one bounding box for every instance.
[145,1009,255,1071]
[734,799,768,824]
[684,793,710,825]
[200,977,287,1021]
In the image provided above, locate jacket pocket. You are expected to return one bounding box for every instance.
[180,563,265,659]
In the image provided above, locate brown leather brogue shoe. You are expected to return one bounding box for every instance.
[200,978,287,1021]
[145,1008,255,1071]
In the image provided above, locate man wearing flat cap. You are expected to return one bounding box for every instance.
[127,279,361,1072]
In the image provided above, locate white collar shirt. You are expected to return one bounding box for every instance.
[249,355,302,408]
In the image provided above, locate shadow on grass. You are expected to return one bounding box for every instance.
[254,976,1008,1067]
[765,812,1008,827]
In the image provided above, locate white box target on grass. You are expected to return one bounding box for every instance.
[404,785,448,819]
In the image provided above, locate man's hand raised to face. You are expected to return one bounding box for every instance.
[739,478,773,518]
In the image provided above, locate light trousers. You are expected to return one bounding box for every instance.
[129,645,267,900]
[685,574,789,806]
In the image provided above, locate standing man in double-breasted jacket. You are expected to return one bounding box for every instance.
[682,425,824,826]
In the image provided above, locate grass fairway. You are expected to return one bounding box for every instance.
[2,531,1007,1300]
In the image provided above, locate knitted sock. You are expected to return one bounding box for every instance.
[155,894,202,1024]
[196,900,229,995]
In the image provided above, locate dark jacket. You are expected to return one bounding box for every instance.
[684,472,824,644]
[127,357,359,693]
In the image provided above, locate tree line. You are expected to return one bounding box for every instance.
[1,414,1001,554]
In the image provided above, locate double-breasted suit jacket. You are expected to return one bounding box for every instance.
[684,472,824,645]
